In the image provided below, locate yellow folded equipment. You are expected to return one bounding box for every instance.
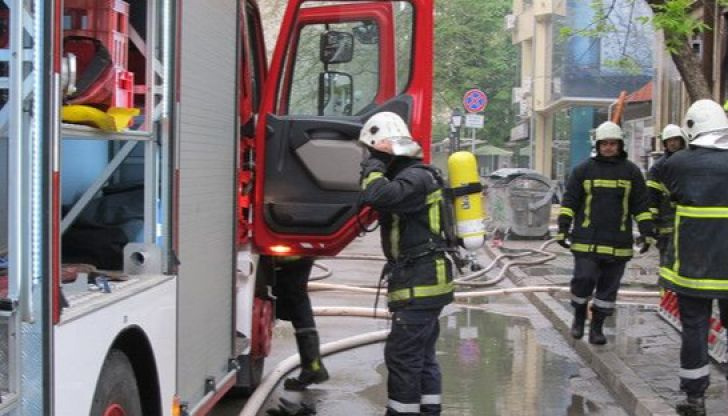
[61,105,140,132]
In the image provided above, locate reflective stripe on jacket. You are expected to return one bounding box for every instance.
[557,153,653,259]
[360,158,454,310]
[647,152,679,235]
[660,145,728,298]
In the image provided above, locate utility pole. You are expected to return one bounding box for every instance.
[449,108,463,154]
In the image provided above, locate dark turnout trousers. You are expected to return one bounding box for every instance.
[385,308,443,415]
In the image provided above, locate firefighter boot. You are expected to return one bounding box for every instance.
[284,329,329,391]
[675,396,706,416]
[588,313,607,345]
[571,304,587,339]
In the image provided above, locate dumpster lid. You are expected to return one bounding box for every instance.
[489,168,542,179]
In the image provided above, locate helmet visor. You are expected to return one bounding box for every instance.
[388,137,422,158]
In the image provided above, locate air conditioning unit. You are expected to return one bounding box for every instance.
[505,14,516,31]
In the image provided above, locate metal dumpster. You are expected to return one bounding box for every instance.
[486,168,553,239]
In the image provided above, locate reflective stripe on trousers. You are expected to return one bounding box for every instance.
[570,256,626,315]
[677,294,713,396]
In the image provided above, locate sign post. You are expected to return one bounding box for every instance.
[462,89,488,153]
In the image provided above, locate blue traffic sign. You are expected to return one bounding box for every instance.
[463,89,488,113]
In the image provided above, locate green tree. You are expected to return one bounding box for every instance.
[434,0,518,147]
[561,0,728,101]
[643,0,728,100]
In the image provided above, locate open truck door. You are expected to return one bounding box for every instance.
[253,0,433,257]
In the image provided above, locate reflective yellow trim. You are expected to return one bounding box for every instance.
[428,190,441,235]
[559,207,574,217]
[659,267,728,291]
[671,205,728,271]
[647,180,668,195]
[649,207,659,214]
[581,179,632,230]
[658,226,674,234]
[673,212,681,272]
[676,205,728,218]
[362,172,384,189]
[436,257,446,285]
[635,212,653,222]
[388,281,454,302]
[620,181,632,231]
[390,214,400,259]
[388,258,453,302]
[582,181,593,227]
[555,233,565,240]
[571,243,633,257]
[426,189,442,205]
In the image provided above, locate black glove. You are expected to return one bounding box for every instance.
[555,229,571,249]
[266,398,316,416]
[360,156,387,179]
[635,235,655,254]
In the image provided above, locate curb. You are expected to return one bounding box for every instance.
[484,244,679,416]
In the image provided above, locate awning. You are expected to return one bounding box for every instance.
[473,144,513,157]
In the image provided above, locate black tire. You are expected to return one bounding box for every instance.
[89,349,143,416]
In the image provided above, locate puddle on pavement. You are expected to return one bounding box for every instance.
[435,307,627,416]
[249,305,628,416]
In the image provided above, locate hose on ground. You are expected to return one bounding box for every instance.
[308,281,660,299]
[317,239,562,288]
[454,239,558,287]
[238,329,389,416]
[310,261,333,281]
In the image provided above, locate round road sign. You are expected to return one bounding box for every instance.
[463,89,488,113]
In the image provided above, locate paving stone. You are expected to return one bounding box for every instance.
[484,238,727,416]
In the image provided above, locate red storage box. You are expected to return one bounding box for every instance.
[64,0,129,69]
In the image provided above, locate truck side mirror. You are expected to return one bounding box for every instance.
[318,71,353,116]
[320,30,354,64]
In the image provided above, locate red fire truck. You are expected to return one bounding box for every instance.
[0,0,432,414]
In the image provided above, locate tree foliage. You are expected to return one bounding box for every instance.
[433,0,518,147]
[642,0,728,100]
[576,0,728,101]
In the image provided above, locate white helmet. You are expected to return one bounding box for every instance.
[683,99,728,141]
[358,112,422,158]
[593,121,623,143]
[660,124,685,142]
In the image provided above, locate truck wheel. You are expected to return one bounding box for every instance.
[90,349,143,416]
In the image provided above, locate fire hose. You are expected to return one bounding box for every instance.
[239,239,660,415]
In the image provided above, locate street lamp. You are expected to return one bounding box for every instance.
[449,108,463,154]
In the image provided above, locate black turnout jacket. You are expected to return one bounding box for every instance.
[558,151,654,259]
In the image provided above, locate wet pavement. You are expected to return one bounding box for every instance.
[487,236,728,415]
[213,233,631,415]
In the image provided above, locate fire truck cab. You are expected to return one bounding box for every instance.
[0,0,432,414]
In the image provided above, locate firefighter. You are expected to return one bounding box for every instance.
[267,255,329,391]
[556,121,655,345]
[646,124,686,267]
[659,99,728,416]
[358,111,454,416]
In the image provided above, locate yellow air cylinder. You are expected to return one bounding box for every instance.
[447,151,486,250]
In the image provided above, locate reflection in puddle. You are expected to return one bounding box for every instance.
[439,308,626,415]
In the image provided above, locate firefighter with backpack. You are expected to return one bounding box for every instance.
[358,111,484,416]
